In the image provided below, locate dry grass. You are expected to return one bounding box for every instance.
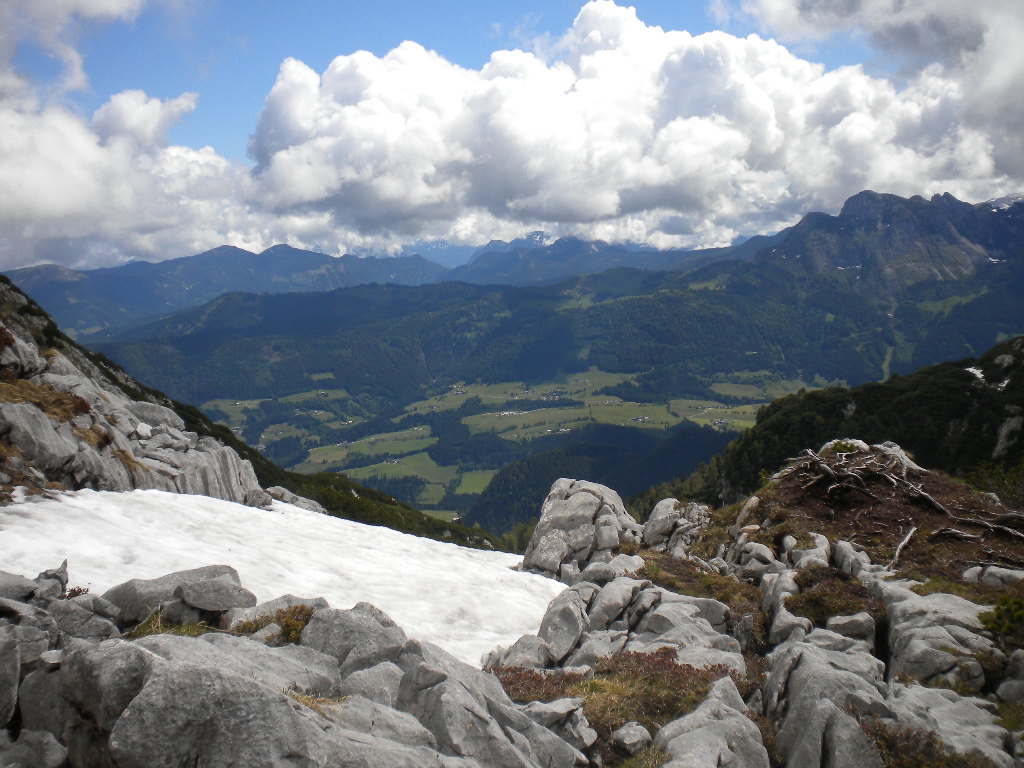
[738,451,1024,580]
[639,551,768,651]
[125,612,217,639]
[616,748,670,768]
[788,566,884,627]
[493,649,730,765]
[114,448,146,472]
[282,690,349,717]
[859,716,1001,768]
[233,605,316,645]
[0,376,91,422]
[73,423,113,448]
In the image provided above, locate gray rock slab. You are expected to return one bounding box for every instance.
[320,694,438,750]
[655,678,768,768]
[564,630,628,668]
[136,633,341,697]
[777,698,883,768]
[827,611,875,641]
[0,571,38,601]
[173,572,257,612]
[45,597,120,639]
[106,665,385,768]
[61,639,165,733]
[337,661,405,708]
[301,603,407,676]
[587,577,646,631]
[0,625,19,727]
[0,729,68,768]
[224,593,328,629]
[887,683,1015,768]
[499,634,552,669]
[613,721,652,755]
[18,668,70,740]
[538,590,589,663]
[101,564,242,626]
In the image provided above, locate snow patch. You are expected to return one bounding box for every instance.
[0,489,564,666]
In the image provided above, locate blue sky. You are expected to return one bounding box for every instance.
[1,0,1020,268]
[18,0,873,161]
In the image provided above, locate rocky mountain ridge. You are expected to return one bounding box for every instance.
[7,190,1021,344]
[0,276,270,507]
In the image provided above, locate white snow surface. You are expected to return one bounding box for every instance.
[0,489,564,666]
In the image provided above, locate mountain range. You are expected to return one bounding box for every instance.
[7,225,784,339]
[5,189,1023,529]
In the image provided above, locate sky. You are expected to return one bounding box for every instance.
[1,0,1022,269]
[0,488,564,665]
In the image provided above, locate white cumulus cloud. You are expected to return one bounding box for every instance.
[0,0,1021,269]
[247,0,1021,251]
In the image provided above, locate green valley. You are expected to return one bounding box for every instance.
[198,367,793,520]
[83,191,1024,533]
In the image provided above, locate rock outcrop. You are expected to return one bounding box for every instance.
[0,278,270,507]
[522,479,644,583]
[0,563,584,768]
[497,447,1024,767]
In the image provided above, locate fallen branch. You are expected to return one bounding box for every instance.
[887,526,917,570]
[931,527,983,541]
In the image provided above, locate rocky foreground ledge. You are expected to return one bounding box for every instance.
[0,561,587,767]
[3,440,1024,767]
[488,446,1024,767]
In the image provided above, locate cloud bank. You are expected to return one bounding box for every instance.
[0,0,1021,268]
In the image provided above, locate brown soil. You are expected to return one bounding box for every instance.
[750,449,1024,581]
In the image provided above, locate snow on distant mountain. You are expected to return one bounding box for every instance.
[983,192,1024,210]
[0,488,563,665]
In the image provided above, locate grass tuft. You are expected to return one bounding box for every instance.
[233,604,316,644]
[788,566,883,627]
[493,649,730,765]
[125,612,217,639]
[859,716,1002,768]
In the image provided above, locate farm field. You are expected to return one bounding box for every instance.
[205,367,820,517]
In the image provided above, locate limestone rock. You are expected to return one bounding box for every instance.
[301,603,408,676]
[612,721,652,755]
[655,677,768,768]
[0,729,67,768]
[523,478,642,579]
[101,564,243,627]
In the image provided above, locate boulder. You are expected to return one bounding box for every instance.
[0,625,19,727]
[337,661,405,708]
[0,729,67,768]
[522,698,598,752]
[538,589,590,663]
[301,603,408,676]
[654,677,769,768]
[226,593,330,630]
[612,721,652,756]
[101,564,243,627]
[523,478,642,579]
[319,695,438,750]
[0,570,38,601]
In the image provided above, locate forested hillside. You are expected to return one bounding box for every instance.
[633,335,1024,513]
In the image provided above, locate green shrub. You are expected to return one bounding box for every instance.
[981,595,1024,648]
[859,716,1001,768]
[493,649,730,765]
